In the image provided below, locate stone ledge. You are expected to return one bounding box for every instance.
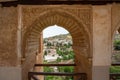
[0,67,22,80]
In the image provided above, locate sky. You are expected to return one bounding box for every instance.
[43,25,69,38]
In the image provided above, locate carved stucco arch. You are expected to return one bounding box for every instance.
[22,9,91,59]
[112,18,120,64]
[112,20,120,38]
[112,4,120,38]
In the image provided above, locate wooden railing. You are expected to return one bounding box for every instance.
[110,63,120,80]
[34,63,76,67]
[28,64,87,80]
[30,75,39,80]
[110,73,120,80]
[28,72,87,80]
[111,63,120,66]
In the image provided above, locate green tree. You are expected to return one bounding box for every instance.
[110,66,120,73]
[114,53,120,62]
[48,50,51,53]
[44,67,54,72]
[114,40,120,50]
[44,50,48,55]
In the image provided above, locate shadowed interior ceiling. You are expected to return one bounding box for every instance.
[0,0,120,7]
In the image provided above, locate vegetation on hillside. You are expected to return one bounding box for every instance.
[43,33,74,80]
[110,34,120,75]
[43,33,120,79]
[114,40,120,50]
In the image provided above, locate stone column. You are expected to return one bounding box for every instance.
[92,5,112,80]
[0,6,22,80]
[35,32,44,80]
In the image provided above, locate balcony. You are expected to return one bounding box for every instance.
[110,63,120,80]
[28,64,87,80]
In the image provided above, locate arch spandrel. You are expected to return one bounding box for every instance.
[112,4,120,36]
[22,5,92,34]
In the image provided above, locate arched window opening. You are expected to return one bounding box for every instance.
[43,25,75,80]
[112,31,120,63]
[110,30,120,80]
[25,10,89,80]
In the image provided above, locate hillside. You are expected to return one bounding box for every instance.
[43,33,74,80]
[43,33,73,62]
[44,33,72,40]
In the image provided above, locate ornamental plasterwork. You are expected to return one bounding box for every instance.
[112,4,120,36]
[21,5,92,58]
[22,5,92,34]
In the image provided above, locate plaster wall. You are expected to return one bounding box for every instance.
[0,7,18,66]
[0,6,22,80]
[0,67,22,80]
[92,5,112,80]
[22,52,36,80]
[35,33,44,80]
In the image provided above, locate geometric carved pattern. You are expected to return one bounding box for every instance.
[22,5,92,34]
[112,4,120,36]
[64,7,92,32]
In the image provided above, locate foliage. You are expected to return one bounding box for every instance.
[48,50,51,53]
[114,40,120,50]
[57,49,74,61]
[44,67,54,72]
[113,40,120,62]
[43,33,74,80]
[44,50,48,56]
[110,66,120,73]
[56,57,62,62]
[58,66,74,73]
[44,66,74,80]
[113,53,120,62]
[47,42,52,46]
[110,66,120,79]
[45,76,63,80]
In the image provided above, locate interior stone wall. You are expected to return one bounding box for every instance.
[0,6,22,80]
[0,7,18,67]
[0,67,22,80]
[92,5,112,80]
[0,4,119,80]
[22,53,36,80]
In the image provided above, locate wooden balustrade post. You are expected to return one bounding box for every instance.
[28,72,31,80]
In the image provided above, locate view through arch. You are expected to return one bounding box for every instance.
[112,31,120,62]
[23,9,90,80]
[43,25,75,80]
[110,30,120,74]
